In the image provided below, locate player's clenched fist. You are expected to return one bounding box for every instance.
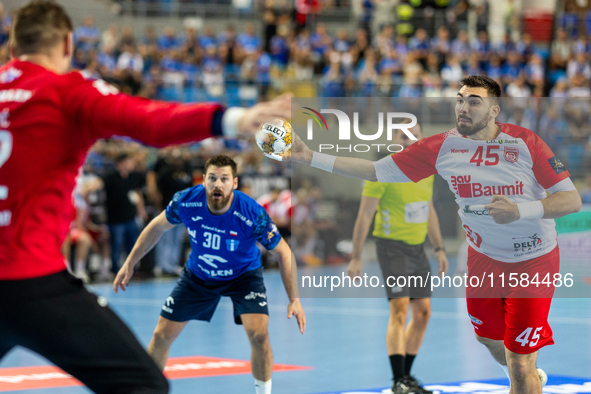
[485,195,520,224]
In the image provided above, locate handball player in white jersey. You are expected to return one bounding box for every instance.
[274,75,582,394]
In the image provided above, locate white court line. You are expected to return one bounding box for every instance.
[104,298,591,325]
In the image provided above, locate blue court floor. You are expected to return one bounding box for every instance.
[2,257,591,394]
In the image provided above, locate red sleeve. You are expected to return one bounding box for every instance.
[529,133,570,189]
[62,73,224,147]
[391,133,443,182]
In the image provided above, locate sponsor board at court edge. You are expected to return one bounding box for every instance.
[308,376,591,394]
[0,356,311,391]
[301,107,417,153]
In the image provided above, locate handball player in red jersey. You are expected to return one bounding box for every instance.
[0,2,290,393]
[278,76,581,394]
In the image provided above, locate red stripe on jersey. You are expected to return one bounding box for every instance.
[392,131,450,182]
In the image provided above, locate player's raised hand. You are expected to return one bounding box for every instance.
[346,258,363,278]
[113,261,135,293]
[265,130,313,164]
[238,93,293,136]
[287,298,306,334]
[484,195,520,224]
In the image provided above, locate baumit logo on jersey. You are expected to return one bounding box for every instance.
[450,175,524,198]
[302,108,417,153]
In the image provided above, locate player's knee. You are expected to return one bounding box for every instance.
[413,307,431,325]
[246,328,269,348]
[151,328,175,348]
[390,308,408,326]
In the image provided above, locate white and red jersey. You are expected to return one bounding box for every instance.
[380,123,571,263]
[0,59,223,280]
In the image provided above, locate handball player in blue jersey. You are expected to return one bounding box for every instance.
[113,154,305,394]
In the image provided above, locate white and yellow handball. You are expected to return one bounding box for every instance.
[255,118,293,160]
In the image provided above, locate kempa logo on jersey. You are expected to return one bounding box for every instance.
[303,108,417,153]
[450,175,524,198]
[450,148,469,154]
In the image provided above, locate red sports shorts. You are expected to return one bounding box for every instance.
[466,245,559,354]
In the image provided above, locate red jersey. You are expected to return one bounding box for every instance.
[0,60,223,280]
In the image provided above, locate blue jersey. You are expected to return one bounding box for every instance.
[165,185,281,281]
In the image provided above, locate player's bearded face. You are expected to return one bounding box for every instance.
[205,166,236,211]
[456,105,492,136]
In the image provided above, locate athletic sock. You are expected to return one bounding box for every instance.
[389,354,405,382]
[405,354,416,376]
[498,363,510,381]
[254,378,272,394]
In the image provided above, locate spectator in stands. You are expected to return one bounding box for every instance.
[567,52,591,80]
[501,51,523,83]
[75,16,100,52]
[441,54,463,83]
[117,44,144,74]
[101,25,119,53]
[550,28,573,71]
[118,25,136,51]
[270,25,291,68]
[237,22,261,55]
[158,26,180,51]
[199,26,218,50]
[550,78,569,98]
[450,30,470,63]
[373,24,393,57]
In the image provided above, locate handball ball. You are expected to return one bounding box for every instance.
[255,118,293,155]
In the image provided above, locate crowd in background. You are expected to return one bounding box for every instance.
[1,0,591,282]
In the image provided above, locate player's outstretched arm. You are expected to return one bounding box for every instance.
[277,132,378,181]
[275,132,413,183]
[113,211,177,293]
[347,196,380,278]
[269,238,306,334]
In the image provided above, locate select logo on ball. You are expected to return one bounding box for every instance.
[256,119,293,155]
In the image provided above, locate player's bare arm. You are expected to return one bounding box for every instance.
[113,211,177,293]
[268,238,306,334]
[347,196,380,278]
[427,199,449,275]
[484,190,582,225]
[282,131,379,181]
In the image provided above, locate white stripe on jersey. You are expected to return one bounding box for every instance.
[547,178,576,194]
[373,156,412,183]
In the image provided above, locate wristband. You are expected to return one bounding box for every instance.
[434,247,445,253]
[222,107,247,138]
[311,152,337,173]
[517,200,544,220]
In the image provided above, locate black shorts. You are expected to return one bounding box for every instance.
[0,270,167,394]
[161,265,269,325]
[376,238,432,299]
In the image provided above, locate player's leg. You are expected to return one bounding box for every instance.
[376,238,413,389]
[147,317,188,370]
[151,265,221,369]
[226,267,271,393]
[406,298,431,367]
[505,349,540,394]
[2,271,168,394]
[387,297,410,381]
[241,314,273,382]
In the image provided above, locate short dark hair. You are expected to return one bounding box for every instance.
[115,153,130,164]
[460,75,501,105]
[11,1,73,56]
[204,155,237,178]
